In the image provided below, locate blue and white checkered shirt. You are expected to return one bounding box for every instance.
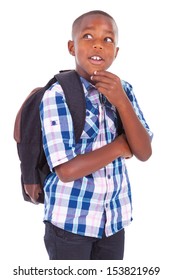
[40,76,153,238]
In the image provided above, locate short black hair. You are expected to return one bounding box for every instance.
[72,10,118,44]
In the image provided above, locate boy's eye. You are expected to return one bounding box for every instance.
[83,34,93,39]
[104,37,113,43]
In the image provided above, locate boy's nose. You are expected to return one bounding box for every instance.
[93,43,103,50]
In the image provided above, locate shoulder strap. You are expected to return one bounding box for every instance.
[54,70,86,143]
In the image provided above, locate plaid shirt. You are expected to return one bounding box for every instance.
[40,76,153,238]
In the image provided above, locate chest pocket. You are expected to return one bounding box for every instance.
[105,105,120,139]
[80,101,99,140]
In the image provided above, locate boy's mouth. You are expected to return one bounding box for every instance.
[89,55,104,64]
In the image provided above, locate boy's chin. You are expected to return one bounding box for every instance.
[86,67,104,76]
[76,66,106,81]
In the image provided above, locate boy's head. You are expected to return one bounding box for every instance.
[68,10,119,81]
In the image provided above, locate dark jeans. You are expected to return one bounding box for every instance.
[44,222,125,260]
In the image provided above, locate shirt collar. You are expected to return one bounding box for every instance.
[79,76,113,109]
[80,76,96,92]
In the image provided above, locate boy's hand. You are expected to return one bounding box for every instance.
[91,70,127,109]
[115,134,133,159]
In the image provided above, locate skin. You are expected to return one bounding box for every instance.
[54,14,152,183]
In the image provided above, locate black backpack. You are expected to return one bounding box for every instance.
[14,70,123,204]
[14,70,87,204]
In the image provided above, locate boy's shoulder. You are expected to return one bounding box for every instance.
[42,75,92,102]
[121,80,135,102]
[121,79,133,90]
[42,82,64,100]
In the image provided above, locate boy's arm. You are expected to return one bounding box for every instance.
[91,71,152,162]
[55,134,132,182]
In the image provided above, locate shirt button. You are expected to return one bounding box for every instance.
[106,203,108,208]
[107,174,111,179]
[51,120,57,125]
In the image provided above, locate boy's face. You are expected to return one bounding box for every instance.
[68,14,119,81]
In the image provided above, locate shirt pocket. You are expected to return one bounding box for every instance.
[80,103,99,141]
[105,107,117,138]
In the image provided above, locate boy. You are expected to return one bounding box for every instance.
[40,10,153,260]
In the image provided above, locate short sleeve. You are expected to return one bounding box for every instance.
[122,81,153,139]
[39,83,77,171]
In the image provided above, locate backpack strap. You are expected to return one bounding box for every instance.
[54,70,86,143]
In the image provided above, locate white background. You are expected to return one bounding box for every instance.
[0,0,172,279]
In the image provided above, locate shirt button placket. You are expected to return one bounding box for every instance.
[104,173,112,209]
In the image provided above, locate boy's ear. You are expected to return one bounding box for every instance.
[68,40,75,56]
